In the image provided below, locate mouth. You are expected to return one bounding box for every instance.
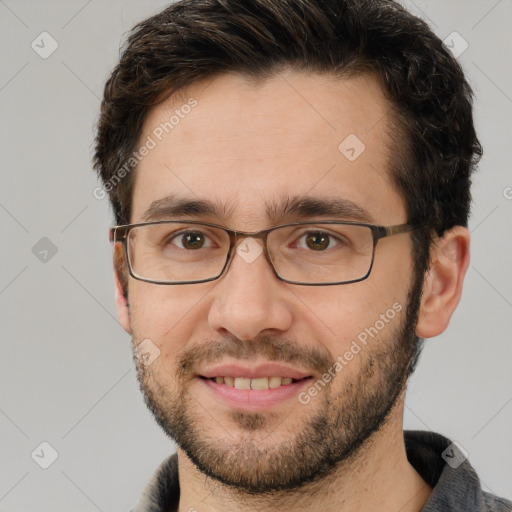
[196,362,315,411]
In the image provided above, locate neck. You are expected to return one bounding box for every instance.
[177,400,431,512]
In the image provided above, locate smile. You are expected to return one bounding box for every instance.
[196,362,315,410]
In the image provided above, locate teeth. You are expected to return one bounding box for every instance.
[250,377,268,390]
[268,376,282,388]
[212,376,297,389]
[234,377,251,390]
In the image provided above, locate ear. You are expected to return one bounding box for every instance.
[415,226,470,338]
[113,242,132,334]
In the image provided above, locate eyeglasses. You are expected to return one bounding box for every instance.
[110,220,418,286]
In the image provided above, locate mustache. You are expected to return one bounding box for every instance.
[176,334,332,380]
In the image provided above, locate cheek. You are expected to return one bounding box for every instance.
[301,275,410,353]
[303,288,408,387]
[129,283,206,360]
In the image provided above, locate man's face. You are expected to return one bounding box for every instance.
[120,70,421,491]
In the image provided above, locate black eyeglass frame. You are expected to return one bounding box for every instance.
[110,220,420,286]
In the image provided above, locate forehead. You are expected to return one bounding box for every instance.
[130,70,406,227]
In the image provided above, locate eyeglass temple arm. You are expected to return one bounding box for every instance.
[109,226,129,244]
[374,223,421,240]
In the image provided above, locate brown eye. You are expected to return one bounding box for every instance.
[174,231,207,249]
[305,232,331,251]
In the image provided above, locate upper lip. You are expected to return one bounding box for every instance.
[198,362,312,380]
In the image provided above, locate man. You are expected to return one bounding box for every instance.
[93,0,511,510]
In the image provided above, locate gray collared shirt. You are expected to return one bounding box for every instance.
[131,430,512,512]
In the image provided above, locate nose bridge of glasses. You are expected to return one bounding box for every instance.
[228,229,274,270]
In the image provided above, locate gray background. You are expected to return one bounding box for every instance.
[0,0,511,510]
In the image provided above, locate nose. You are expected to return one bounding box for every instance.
[207,237,293,341]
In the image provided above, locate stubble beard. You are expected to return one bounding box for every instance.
[133,276,423,494]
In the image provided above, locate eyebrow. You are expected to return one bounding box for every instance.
[141,194,375,224]
[266,195,375,224]
[142,195,237,222]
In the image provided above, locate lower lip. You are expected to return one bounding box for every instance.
[199,377,312,411]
